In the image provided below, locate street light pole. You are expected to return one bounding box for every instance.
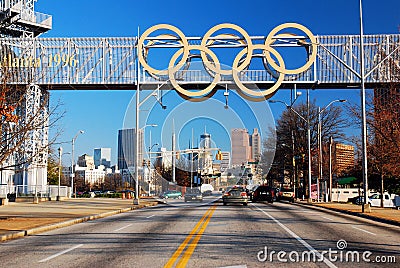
[359,0,369,213]
[269,97,313,202]
[329,136,333,202]
[71,130,84,198]
[317,99,346,202]
[57,147,62,201]
[148,142,158,196]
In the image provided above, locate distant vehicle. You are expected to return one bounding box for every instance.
[93,190,102,196]
[103,190,115,195]
[201,184,214,193]
[279,188,295,202]
[368,193,400,209]
[251,185,274,203]
[222,186,248,206]
[160,190,182,199]
[349,195,364,205]
[184,188,203,202]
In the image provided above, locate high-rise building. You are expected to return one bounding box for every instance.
[231,128,251,166]
[250,128,261,162]
[333,143,354,176]
[199,133,213,172]
[117,129,143,170]
[220,151,231,171]
[77,154,95,170]
[231,128,261,167]
[94,148,111,168]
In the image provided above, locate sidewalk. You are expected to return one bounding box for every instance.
[0,198,159,242]
[296,201,400,226]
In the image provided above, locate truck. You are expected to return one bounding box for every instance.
[368,193,400,209]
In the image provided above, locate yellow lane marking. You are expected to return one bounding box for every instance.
[164,204,217,268]
[176,205,217,267]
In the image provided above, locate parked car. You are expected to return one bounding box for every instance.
[184,188,203,202]
[222,186,248,206]
[349,195,364,205]
[368,193,400,208]
[103,190,116,195]
[160,190,182,199]
[251,185,274,203]
[279,187,295,202]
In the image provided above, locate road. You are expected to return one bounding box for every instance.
[0,197,399,268]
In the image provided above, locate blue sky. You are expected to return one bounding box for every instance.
[37,0,400,165]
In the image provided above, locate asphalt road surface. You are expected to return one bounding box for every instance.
[0,198,399,268]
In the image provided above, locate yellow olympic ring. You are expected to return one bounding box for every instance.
[232,44,285,97]
[138,24,189,76]
[200,23,253,76]
[264,23,317,75]
[142,33,185,79]
[168,45,221,97]
[138,23,317,98]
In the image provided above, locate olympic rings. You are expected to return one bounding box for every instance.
[200,23,253,76]
[138,24,189,76]
[168,45,221,97]
[265,23,317,75]
[138,23,317,99]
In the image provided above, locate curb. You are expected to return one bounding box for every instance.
[293,201,400,228]
[1,201,159,242]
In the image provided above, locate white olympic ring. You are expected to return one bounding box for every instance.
[138,23,317,98]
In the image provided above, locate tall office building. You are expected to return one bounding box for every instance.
[117,129,143,170]
[199,133,213,173]
[77,154,95,170]
[231,128,261,166]
[94,148,111,168]
[333,143,354,176]
[231,128,251,166]
[220,151,231,171]
[250,128,261,162]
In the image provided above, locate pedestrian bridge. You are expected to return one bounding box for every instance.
[1,32,399,91]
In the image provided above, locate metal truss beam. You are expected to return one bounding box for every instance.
[0,34,398,90]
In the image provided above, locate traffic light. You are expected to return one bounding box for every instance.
[176,151,180,159]
[142,159,146,166]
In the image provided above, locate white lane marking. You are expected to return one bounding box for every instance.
[252,204,337,268]
[218,265,247,268]
[146,214,155,219]
[352,226,377,236]
[113,223,133,232]
[321,216,334,221]
[38,244,83,263]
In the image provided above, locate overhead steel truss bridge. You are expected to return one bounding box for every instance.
[1,33,399,91]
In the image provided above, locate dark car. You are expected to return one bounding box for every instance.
[251,185,274,203]
[185,188,203,202]
[222,186,248,206]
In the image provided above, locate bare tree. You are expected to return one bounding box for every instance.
[347,82,400,202]
[0,62,64,189]
[268,99,348,197]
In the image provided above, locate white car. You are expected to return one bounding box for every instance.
[368,193,400,209]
